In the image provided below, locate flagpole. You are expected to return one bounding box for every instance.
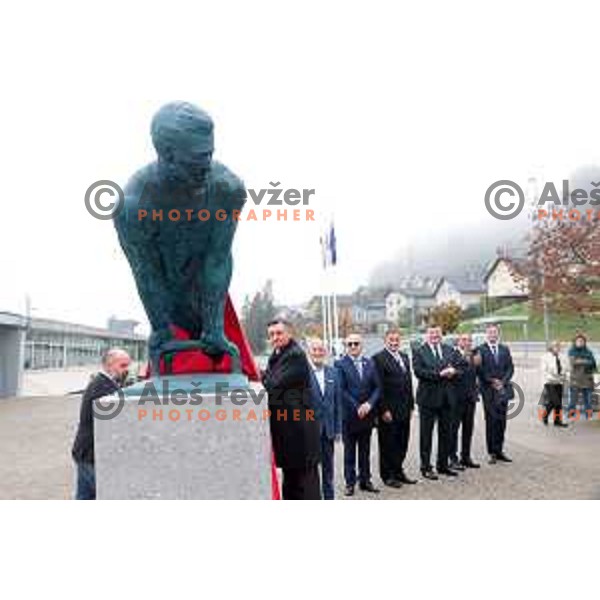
[320,233,330,349]
[331,264,339,357]
[327,218,338,356]
[321,288,328,347]
[327,293,334,355]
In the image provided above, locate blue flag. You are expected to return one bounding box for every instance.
[328,222,337,266]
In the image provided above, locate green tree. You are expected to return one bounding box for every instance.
[242,280,276,354]
[429,301,463,334]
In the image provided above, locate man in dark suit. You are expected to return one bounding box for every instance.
[307,338,342,500]
[263,319,321,500]
[475,323,514,464]
[372,328,417,488]
[72,348,132,500]
[449,333,481,470]
[413,325,461,480]
[336,333,381,496]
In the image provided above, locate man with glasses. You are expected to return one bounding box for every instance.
[336,333,381,496]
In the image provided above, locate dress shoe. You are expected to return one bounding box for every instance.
[359,482,380,493]
[421,468,439,481]
[460,458,480,469]
[542,419,549,426]
[344,485,355,496]
[554,422,568,428]
[383,479,403,489]
[449,460,466,471]
[437,467,459,477]
[397,471,418,484]
[496,453,512,463]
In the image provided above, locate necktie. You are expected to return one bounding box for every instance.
[354,358,363,379]
[555,355,562,375]
[390,350,404,369]
[314,367,325,394]
[435,345,442,362]
[396,353,405,370]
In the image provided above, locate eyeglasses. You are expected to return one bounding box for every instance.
[347,341,361,347]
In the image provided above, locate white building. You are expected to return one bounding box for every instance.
[385,292,410,323]
[385,282,439,326]
[484,258,529,299]
[434,276,485,309]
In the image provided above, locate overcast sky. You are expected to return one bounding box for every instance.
[2,1,599,333]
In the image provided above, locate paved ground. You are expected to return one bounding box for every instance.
[0,395,79,499]
[338,356,600,500]
[2,351,600,499]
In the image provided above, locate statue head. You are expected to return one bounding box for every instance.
[151,102,214,187]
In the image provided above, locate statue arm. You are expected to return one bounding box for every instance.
[196,176,246,356]
[115,206,174,369]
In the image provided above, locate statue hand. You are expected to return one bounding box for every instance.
[197,332,239,358]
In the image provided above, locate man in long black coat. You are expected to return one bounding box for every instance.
[263,319,321,500]
[372,329,417,487]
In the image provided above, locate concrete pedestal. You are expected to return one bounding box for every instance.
[94,376,272,499]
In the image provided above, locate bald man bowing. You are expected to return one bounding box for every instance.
[72,348,132,500]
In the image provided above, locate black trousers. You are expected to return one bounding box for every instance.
[378,416,411,482]
[282,465,322,500]
[483,392,507,456]
[343,426,373,487]
[543,384,564,423]
[450,401,477,463]
[419,404,451,471]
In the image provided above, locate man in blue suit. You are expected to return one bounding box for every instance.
[475,323,515,464]
[307,338,342,500]
[336,333,381,496]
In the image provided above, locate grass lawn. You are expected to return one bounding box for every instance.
[459,301,600,343]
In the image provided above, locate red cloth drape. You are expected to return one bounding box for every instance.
[157,295,260,381]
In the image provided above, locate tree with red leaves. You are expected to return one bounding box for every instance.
[523,216,600,319]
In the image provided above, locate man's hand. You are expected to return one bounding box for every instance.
[440,366,457,378]
[357,402,372,419]
[382,410,393,423]
[491,378,503,390]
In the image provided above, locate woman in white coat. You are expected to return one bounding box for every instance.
[540,341,568,427]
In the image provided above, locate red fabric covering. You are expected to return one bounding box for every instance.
[155,294,260,381]
[271,452,281,500]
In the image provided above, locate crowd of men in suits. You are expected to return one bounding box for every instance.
[262,319,515,500]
